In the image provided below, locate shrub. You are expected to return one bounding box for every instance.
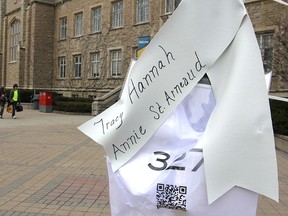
[19,89,34,102]
[5,88,92,113]
[53,101,92,113]
[52,96,92,113]
[270,99,288,136]
[55,96,93,103]
[14,89,60,103]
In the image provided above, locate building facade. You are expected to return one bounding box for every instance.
[0,0,287,98]
[0,0,55,92]
[246,0,288,96]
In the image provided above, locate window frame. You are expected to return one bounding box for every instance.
[165,0,182,14]
[60,17,67,40]
[136,0,149,24]
[10,19,20,62]
[112,1,123,29]
[92,7,102,33]
[59,57,66,78]
[74,12,83,37]
[256,32,274,73]
[73,54,82,78]
[91,52,101,78]
[111,50,122,77]
[132,47,138,60]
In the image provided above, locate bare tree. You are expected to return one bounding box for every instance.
[272,10,288,88]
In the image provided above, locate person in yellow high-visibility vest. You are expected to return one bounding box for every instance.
[9,84,20,119]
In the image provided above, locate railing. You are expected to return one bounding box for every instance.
[91,86,122,116]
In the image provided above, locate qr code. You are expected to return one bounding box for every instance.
[156,183,187,211]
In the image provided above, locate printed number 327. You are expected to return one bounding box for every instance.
[148,150,203,172]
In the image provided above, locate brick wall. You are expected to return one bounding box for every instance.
[53,0,164,97]
[30,2,54,89]
[0,0,4,85]
[0,0,4,50]
[5,8,22,88]
[1,0,287,98]
[246,1,288,94]
[5,0,21,13]
[1,0,55,89]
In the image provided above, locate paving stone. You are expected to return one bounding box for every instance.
[0,109,287,215]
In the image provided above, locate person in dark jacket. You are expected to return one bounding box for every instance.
[0,86,7,118]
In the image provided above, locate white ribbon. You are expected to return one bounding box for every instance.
[204,14,278,203]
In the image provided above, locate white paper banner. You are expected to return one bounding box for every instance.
[79,0,245,172]
[78,0,278,204]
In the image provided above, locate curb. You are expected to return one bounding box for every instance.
[275,134,288,154]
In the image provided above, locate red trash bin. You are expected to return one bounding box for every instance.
[39,92,53,113]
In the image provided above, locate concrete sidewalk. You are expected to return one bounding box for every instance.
[0,109,287,216]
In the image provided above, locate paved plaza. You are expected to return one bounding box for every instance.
[0,108,287,216]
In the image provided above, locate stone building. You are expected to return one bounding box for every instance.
[0,0,287,100]
[0,0,54,92]
[246,0,288,97]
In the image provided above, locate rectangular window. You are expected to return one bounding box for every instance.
[92,7,101,33]
[112,1,123,28]
[91,53,101,78]
[256,33,274,73]
[136,0,149,23]
[111,50,122,77]
[74,55,82,78]
[132,47,138,59]
[11,20,20,61]
[75,12,83,37]
[60,17,67,39]
[59,57,66,78]
[165,0,182,14]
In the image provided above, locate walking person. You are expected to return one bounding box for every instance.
[9,84,20,119]
[0,87,7,119]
